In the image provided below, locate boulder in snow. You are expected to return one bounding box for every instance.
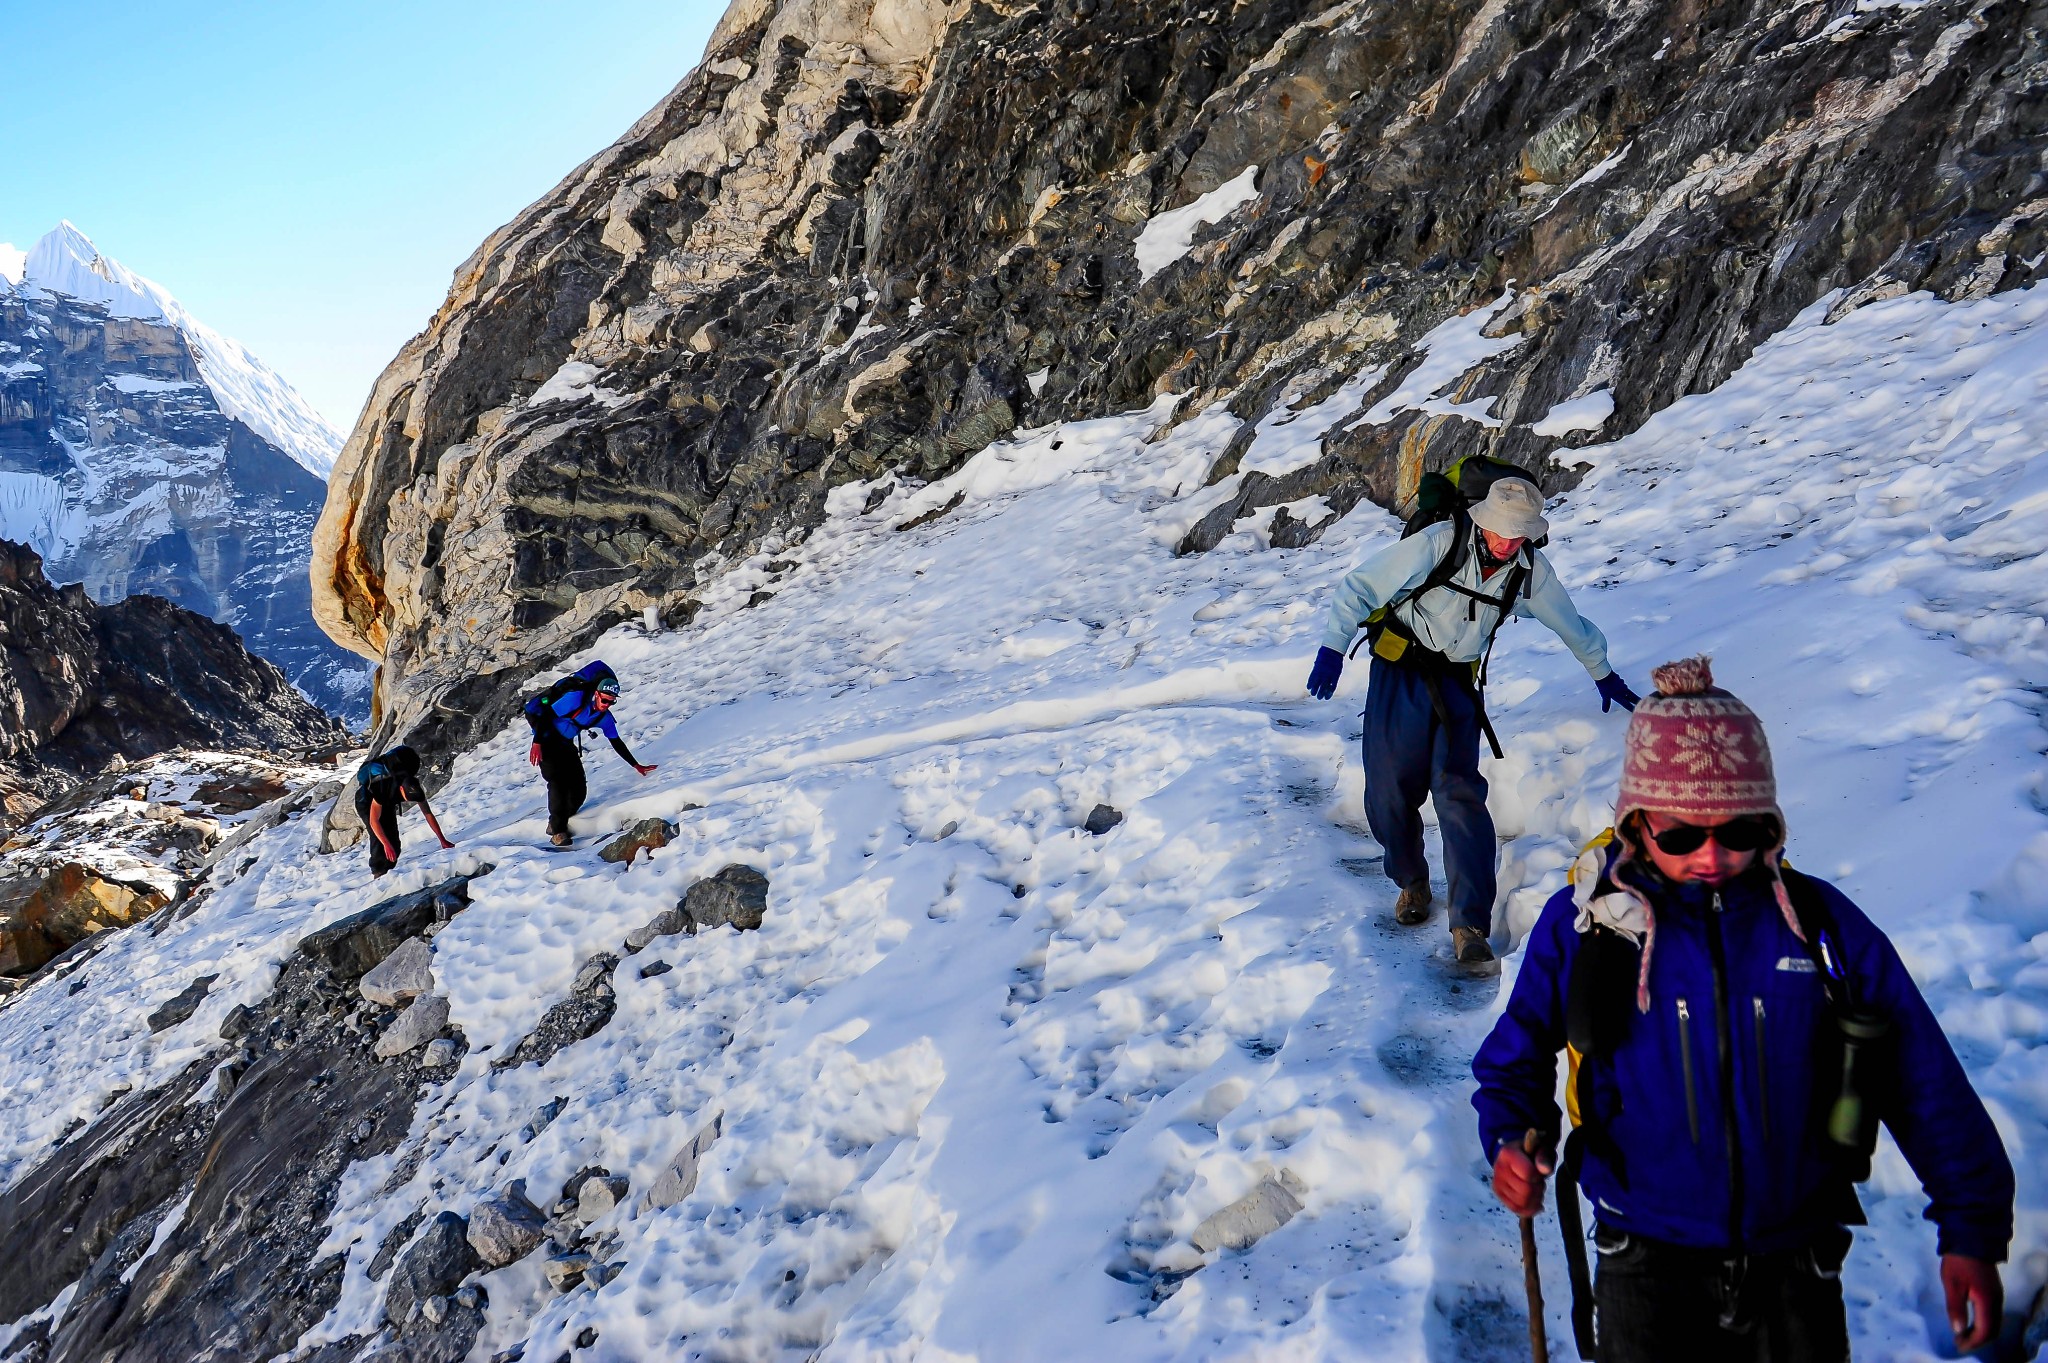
[384,1211,478,1325]
[1190,1172,1306,1253]
[623,907,688,954]
[467,1182,547,1268]
[375,993,450,1059]
[360,935,434,1006]
[575,1173,629,1225]
[543,1248,594,1292]
[1083,804,1124,835]
[681,865,769,933]
[598,817,678,865]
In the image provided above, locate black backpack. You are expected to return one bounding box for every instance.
[358,745,420,794]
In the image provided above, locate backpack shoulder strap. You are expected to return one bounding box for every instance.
[1780,866,1856,1009]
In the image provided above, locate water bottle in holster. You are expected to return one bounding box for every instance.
[1823,1005,1893,1181]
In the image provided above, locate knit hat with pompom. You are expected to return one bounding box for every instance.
[1615,656,1780,829]
[1606,657,1801,1011]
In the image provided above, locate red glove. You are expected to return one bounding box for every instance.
[1491,1135,1554,1218]
[1941,1254,2001,1352]
[529,742,541,767]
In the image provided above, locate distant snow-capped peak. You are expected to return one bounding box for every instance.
[9,223,342,478]
[0,242,24,287]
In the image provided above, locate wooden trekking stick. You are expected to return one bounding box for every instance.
[1521,1128,1549,1361]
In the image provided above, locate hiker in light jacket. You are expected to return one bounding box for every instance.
[1473,658,2013,1362]
[524,660,657,847]
[1308,471,1638,962]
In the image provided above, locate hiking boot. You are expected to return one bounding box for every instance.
[1452,927,1495,964]
[1394,879,1433,925]
[550,831,572,847]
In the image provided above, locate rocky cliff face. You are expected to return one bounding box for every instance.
[2,226,368,718]
[315,0,2046,753]
[0,539,345,823]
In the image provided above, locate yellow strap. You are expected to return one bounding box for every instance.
[1566,1044,1585,1128]
[1568,828,1617,886]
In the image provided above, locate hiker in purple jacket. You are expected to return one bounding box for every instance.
[1473,658,2012,1361]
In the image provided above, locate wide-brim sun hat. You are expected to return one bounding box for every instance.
[1469,477,1550,541]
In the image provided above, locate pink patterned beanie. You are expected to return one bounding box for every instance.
[1607,657,1801,1011]
[1615,656,1781,828]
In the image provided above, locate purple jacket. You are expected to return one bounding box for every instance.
[1472,863,2013,1260]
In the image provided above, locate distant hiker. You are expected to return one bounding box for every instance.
[1307,459,1638,963]
[524,660,657,847]
[354,745,454,877]
[1473,658,2013,1362]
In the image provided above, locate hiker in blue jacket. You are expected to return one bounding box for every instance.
[524,660,657,846]
[1309,467,1638,963]
[354,745,454,877]
[1474,659,2012,1361]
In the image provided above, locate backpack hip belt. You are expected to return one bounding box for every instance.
[1355,612,1511,761]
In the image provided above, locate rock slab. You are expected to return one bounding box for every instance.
[1191,1173,1305,1254]
[360,936,434,1006]
[146,974,218,1033]
[376,993,450,1059]
[385,1211,478,1326]
[644,1113,723,1211]
[299,872,480,980]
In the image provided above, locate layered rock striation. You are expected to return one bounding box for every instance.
[314,0,2048,755]
[0,539,345,822]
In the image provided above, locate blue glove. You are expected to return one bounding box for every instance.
[1596,671,1639,713]
[1307,647,1344,700]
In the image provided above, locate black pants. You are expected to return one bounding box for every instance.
[537,730,587,837]
[355,788,402,875]
[1593,1224,1850,1363]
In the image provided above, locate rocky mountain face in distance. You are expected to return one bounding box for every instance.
[0,539,346,825]
[316,0,2046,759]
[1,224,369,718]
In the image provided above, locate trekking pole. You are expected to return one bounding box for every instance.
[1521,1128,1549,1362]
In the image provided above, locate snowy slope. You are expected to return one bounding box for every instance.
[2,284,2045,1360]
[0,243,23,288]
[18,223,342,477]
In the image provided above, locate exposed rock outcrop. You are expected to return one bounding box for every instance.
[0,750,342,980]
[0,540,345,823]
[0,867,492,1362]
[313,0,2048,758]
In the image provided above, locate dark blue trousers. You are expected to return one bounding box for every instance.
[1362,656,1496,933]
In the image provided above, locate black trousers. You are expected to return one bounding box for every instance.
[355,788,402,875]
[537,730,587,837]
[1594,1224,1850,1363]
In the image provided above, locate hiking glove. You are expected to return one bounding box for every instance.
[1596,671,1640,713]
[1307,647,1344,700]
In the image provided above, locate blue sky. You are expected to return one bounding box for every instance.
[2,1,727,431]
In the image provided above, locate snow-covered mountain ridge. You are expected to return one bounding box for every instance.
[2,223,340,478]
[0,223,367,716]
[0,279,2042,1361]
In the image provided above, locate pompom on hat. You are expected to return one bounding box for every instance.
[1602,656,1803,1011]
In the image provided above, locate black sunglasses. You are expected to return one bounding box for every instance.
[1648,815,1777,857]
